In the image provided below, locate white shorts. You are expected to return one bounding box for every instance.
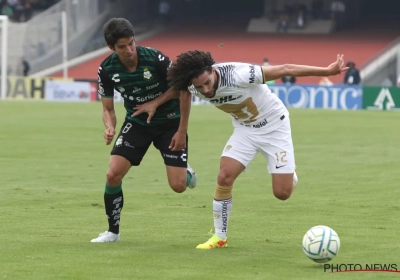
[221,118,295,174]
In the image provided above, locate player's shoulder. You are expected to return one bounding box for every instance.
[214,62,235,70]
[214,62,251,69]
[214,62,255,76]
[99,53,119,72]
[214,62,254,87]
[137,46,163,61]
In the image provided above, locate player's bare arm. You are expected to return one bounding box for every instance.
[102,97,116,145]
[262,54,348,82]
[170,90,191,151]
[131,87,180,123]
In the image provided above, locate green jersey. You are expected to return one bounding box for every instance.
[98,46,180,126]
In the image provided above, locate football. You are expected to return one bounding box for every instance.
[302,225,340,263]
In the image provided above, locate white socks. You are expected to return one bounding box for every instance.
[213,198,232,240]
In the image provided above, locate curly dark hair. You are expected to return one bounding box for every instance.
[167,50,215,91]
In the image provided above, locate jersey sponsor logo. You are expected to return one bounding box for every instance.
[143,68,153,80]
[135,91,162,103]
[146,82,159,90]
[249,65,255,84]
[111,74,120,83]
[162,152,187,162]
[210,95,242,104]
[132,87,141,93]
[163,153,179,159]
[252,118,268,128]
[124,141,135,149]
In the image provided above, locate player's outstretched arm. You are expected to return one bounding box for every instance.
[262,54,348,82]
[102,97,116,145]
[169,90,191,151]
[131,88,180,123]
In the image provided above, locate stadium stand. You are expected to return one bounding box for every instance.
[50,23,399,85]
[1,0,162,75]
[24,0,400,86]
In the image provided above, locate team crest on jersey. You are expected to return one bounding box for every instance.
[115,136,123,147]
[143,68,153,80]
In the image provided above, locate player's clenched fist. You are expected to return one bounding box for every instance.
[104,127,116,145]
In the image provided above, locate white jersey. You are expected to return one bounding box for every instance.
[189,62,288,134]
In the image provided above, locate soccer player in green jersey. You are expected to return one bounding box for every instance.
[91,18,197,243]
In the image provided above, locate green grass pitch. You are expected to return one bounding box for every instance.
[0,101,399,279]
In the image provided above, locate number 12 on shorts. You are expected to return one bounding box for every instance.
[275,151,287,163]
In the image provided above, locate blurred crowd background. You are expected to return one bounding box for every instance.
[0,0,399,87]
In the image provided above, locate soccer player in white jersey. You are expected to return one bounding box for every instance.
[133,50,348,249]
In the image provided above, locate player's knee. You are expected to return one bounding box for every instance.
[274,190,292,200]
[273,183,292,200]
[170,184,186,193]
[169,178,186,193]
[106,169,124,186]
[217,170,235,186]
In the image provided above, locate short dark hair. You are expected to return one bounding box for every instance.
[167,50,215,91]
[103,18,135,47]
